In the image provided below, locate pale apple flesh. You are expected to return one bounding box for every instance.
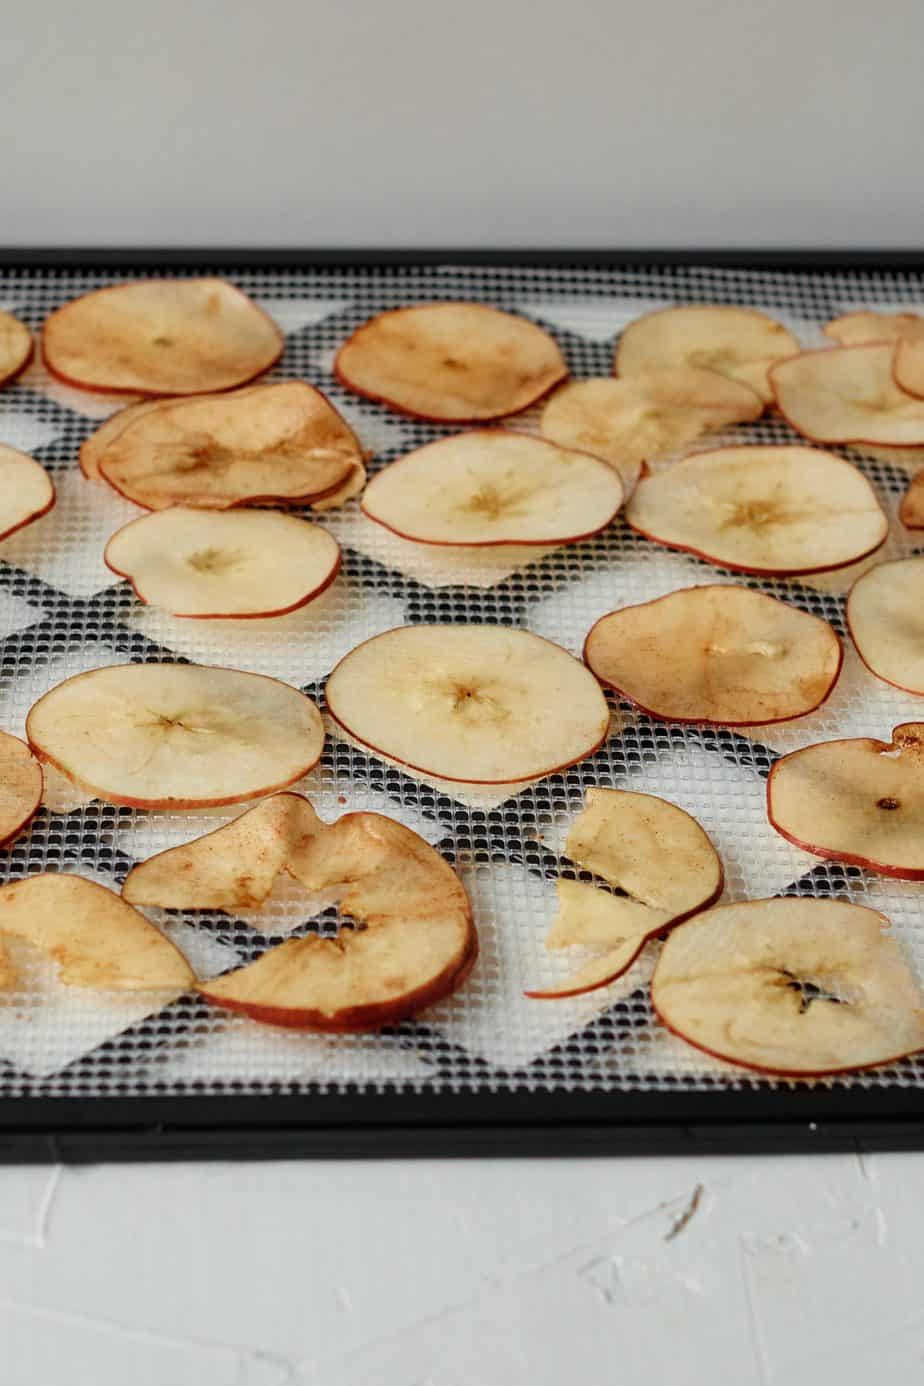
[823,310,924,348]
[625,444,887,575]
[26,663,325,809]
[768,723,924,878]
[42,278,283,396]
[325,624,611,784]
[584,585,842,726]
[104,507,341,618]
[900,470,924,528]
[652,898,924,1076]
[0,309,34,388]
[896,339,924,399]
[334,302,568,422]
[0,446,55,541]
[361,430,623,546]
[0,732,43,847]
[847,558,924,694]
[80,398,167,480]
[770,344,924,446]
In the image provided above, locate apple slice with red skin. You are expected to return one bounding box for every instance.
[26,663,324,809]
[104,507,341,618]
[361,430,623,547]
[335,302,567,422]
[625,444,887,576]
[822,311,924,401]
[615,305,799,403]
[768,723,924,878]
[900,470,924,528]
[0,446,55,542]
[0,309,34,389]
[584,585,842,726]
[770,344,924,447]
[0,733,43,847]
[847,557,924,694]
[42,278,283,397]
[652,897,924,1077]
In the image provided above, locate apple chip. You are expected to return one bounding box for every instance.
[335,302,567,422]
[0,732,43,847]
[652,898,924,1076]
[768,723,924,878]
[896,340,924,399]
[26,663,324,808]
[326,624,610,784]
[95,381,362,510]
[626,445,887,576]
[361,430,622,546]
[823,310,924,400]
[771,344,924,447]
[80,398,180,480]
[847,558,924,694]
[0,446,55,542]
[42,278,283,396]
[615,305,799,403]
[0,874,194,991]
[901,470,924,528]
[584,586,842,725]
[0,309,34,388]
[104,507,340,618]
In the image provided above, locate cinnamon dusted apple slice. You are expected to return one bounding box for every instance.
[96,381,361,510]
[615,305,799,403]
[0,309,34,388]
[0,874,193,991]
[768,723,924,878]
[900,470,924,528]
[26,663,324,808]
[326,624,610,783]
[584,586,842,725]
[198,810,476,1031]
[0,446,55,541]
[540,369,762,492]
[847,558,924,694]
[104,507,340,617]
[626,445,887,576]
[361,431,622,546]
[335,302,567,422]
[652,897,924,1076]
[771,344,924,447]
[0,733,43,847]
[42,278,283,396]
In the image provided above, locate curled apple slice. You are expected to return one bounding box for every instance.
[771,344,924,446]
[95,381,361,510]
[42,278,283,396]
[652,897,924,1076]
[26,663,324,808]
[900,470,924,528]
[80,398,166,480]
[326,624,610,784]
[335,302,567,422]
[0,874,194,991]
[361,430,622,546]
[615,305,799,403]
[897,340,924,400]
[626,444,887,576]
[584,586,842,726]
[0,309,34,388]
[768,723,924,878]
[847,558,924,694]
[104,507,340,618]
[824,309,924,349]
[0,446,55,541]
[0,733,43,847]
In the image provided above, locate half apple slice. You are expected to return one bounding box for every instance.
[0,733,43,847]
[0,446,55,541]
[900,470,924,528]
[847,558,924,694]
[0,309,34,389]
[770,344,924,446]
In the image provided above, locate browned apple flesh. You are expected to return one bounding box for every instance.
[0,733,43,847]
[361,430,623,546]
[80,399,167,479]
[824,309,924,349]
[847,558,924,694]
[0,309,34,388]
[901,470,924,528]
[95,381,361,510]
[42,278,283,395]
[0,446,55,541]
[584,585,842,725]
[615,305,799,403]
[768,723,924,878]
[26,663,325,808]
[335,302,567,422]
[625,445,887,576]
[652,897,924,1076]
[771,344,924,446]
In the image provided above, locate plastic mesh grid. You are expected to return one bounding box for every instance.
[0,259,922,1100]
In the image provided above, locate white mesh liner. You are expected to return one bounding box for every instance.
[0,261,921,1100]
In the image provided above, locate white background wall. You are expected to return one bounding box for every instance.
[2,0,923,248]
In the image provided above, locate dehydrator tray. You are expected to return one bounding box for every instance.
[1,248,923,1162]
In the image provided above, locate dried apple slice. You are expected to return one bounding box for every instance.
[95,381,361,510]
[42,278,283,396]
[0,874,194,991]
[768,723,924,878]
[80,398,177,480]
[0,446,55,541]
[104,507,340,618]
[771,344,924,446]
[326,624,610,784]
[896,339,924,400]
[652,897,924,1076]
[625,444,887,576]
[615,305,799,403]
[847,558,924,694]
[824,309,924,349]
[585,586,842,725]
[26,663,324,808]
[308,460,367,511]
[361,430,622,546]
[0,309,34,388]
[335,302,567,422]
[0,733,43,847]
[900,470,924,528]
